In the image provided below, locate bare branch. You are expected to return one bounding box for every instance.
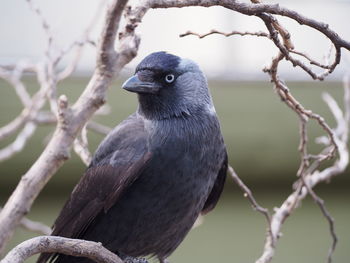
[260,14,339,80]
[0,112,30,142]
[86,121,112,135]
[149,0,350,48]
[19,219,51,236]
[0,122,37,162]
[56,0,107,81]
[0,81,49,160]
[26,0,53,46]
[228,166,271,224]
[343,74,350,127]
[0,236,123,263]
[0,0,132,254]
[180,29,269,39]
[299,176,337,263]
[74,125,92,166]
[290,50,332,69]
[0,63,31,108]
[174,0,345,80]
[0,208,51,236]
[256,65,349,262]
[0,1,349,262]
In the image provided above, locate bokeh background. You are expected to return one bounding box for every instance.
[1,0,350,262]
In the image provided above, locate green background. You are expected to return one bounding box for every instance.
[0,78,349,262]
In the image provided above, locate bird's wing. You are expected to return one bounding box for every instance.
[37,115,151,263]
[201,152,228,214]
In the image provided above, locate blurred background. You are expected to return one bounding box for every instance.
[1,0,350,262]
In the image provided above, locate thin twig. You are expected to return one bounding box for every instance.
[0,207,51,236]
[180,29,269,39]
[0,123,37,162]
[228,166,271,224]
[74,125,92,166]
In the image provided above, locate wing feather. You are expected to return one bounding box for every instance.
[201,152,228,214]
[37,115,151,263]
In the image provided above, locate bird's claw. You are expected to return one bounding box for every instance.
[123,256,149,263]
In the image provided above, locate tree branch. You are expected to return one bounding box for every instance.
[0,0,133,254]
[228,166,271,225]
[0,1,349,262]
[255,66,349,263]
[0,207,51,236]
[0,236,123,263]
[149,0,350,49]
[180,29,269,39]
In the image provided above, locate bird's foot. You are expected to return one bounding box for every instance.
[123,256,149,263]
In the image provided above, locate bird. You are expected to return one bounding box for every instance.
[37,51,228,263]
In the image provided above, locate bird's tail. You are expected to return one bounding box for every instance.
[36,252,54,263]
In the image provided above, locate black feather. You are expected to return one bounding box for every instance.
[37,52,228,263]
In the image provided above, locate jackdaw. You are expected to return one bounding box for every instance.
[37,51,228,263]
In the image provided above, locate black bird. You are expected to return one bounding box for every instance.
[38,52,227,263]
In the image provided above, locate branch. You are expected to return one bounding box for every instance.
[0,236,123,263]
[19,219,51,236]
[87,121,112,135]
[0,66,47,143]
[0,64,55,161]
[0,0,134,254]
[0,122,37,162]
[0,63,32,107]
[255,69,350,263]
[56,0,106,81]
[0,207,51,236]
[180,29,269,39]
[228,166,271,225]
[157,0,345,80]
[73,125,92,166]
[149,0,350,50]
[0,0,349,261]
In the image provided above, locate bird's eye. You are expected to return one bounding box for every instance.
[165,74,175,83]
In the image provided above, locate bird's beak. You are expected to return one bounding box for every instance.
[122,75,160,94]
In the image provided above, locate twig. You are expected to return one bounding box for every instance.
[0,63,31,107]
[0,207,51,236]
[150,1,350,49]
[56,0,107,81]
[87,121,112,135]
[300,176,337,263]
[19,218,51,236]
[0,236,123,263]
[0,122,37,162]
[0,76,51,161]
[0,1,349,262]
[0,0,134,254]
[180,29,269,39]
[290,50,332,69]
[74,125,92,166]
[228,166,271,224]
[256,56,349,262]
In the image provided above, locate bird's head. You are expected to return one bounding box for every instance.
[122,52,214,120]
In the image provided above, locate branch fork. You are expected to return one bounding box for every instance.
[0,1,349,263]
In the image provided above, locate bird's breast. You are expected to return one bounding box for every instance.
[102,114,225,257]
[142,115,224,204]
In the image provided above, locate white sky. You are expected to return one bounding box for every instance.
[0,0,349,80]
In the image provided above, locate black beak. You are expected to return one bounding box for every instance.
[122,75,160,94]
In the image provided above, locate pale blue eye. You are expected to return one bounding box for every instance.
[165,74,175,83]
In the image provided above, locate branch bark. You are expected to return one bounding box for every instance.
[0,0,136,254]
[0,207,51,236]
[0,1,349,262]
[0,236,123,263]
